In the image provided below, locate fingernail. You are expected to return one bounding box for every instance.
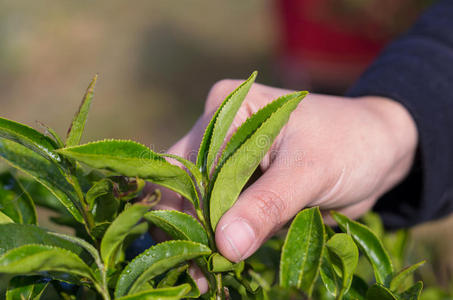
[221,218,255,261]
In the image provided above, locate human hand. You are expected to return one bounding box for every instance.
[151,79,417,290]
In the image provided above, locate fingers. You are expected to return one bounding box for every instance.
[215,161,324,262]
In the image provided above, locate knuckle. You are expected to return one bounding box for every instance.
[251,189,287,228]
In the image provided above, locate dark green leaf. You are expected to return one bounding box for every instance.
[344,275,368,300]
[0,117,59,162]
[116,284,191,300]
[320,254,338,297]
[280,207,325,296]
[144,210,209,246]
[209,91,305,230]
[86,178,113,210]
[390,261,425,292]
[101,204,150,268]
[179,271,200,298]
[0,139,84,223]
[66,75,97,147]
[366,284,398,300]
[400,281,423,300]
[332,211,393,285]
[57,140,199,208]
[157,264,189,288]
[196,71,257,176]
[6,276,49,300]
[114,240,211,297]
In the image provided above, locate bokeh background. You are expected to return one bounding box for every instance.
[0,0,451,296]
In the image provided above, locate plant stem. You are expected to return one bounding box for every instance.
[216,273,224,300]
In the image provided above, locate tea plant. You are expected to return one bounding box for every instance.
[0,72,425,299]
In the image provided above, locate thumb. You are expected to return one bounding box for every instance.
[214,164,322,262]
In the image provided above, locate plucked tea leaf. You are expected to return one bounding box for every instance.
[209,92,305,230]
[116,284,192,300]
[0,139,84,223]
[101,204,150,268]
[280,207,325,296]
[0,244,96,282]
[196,71,257,176]
[114,240,211,297]
[66,75,97,147]
[390,261,425,292]
[399,281,423,300]
[0,117,59,162]
[326,233,359,296]
[366,284,398,300]
[57,140,199,207]
[144,210,209,246]
[6,276,49,300]
[332,211,393,285]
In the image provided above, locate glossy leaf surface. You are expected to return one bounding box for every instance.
[66,75,97,147]
[116,284,191,300]
[197,71,257,175]
[332,211,393,284]
[366,284,398,300]
[344,275,368,300]
[57,140,198,206]
[115,240,211,297]
[144,210,209,246]
[280,207,325,296]
[0,139,84,222]
[6,276,49,300]
[209,91,305,229]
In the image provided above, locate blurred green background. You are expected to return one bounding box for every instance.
[0,0,452,296]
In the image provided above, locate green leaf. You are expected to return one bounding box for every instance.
[0,223,89,260]
[0,244,96,282]
[344,276,368,300]
[0,139,84,223]
[319,254,339,297]
[180,271,201,298]
[144,210,209,246]
[332,211,393,285]
[208,253,244,275]
[86,178,114,210]
[116,284,192,300]
[279,207,325,296]
[0,210,14,223]
[36,121,65,149]
[0,172,37,225]
[196,71,257,176]
[0,117,59,162]
[366,284,398,300]
[390,261,425,292]
[114,240,211,297]
[56,140,199,208]
[157,264,189,288]
[209,91,306,230]
[162,154,203,193]
[101,204,150,268]
[326,233,359,296]
[66,75,97,147]
[6,276,49,300]
[400,281,423,300]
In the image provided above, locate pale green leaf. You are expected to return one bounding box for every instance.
[115,240,211,297]
[209,91,305,230]
[0,210,14,224]
[280,207,325,296]
[144,210,209,246]
[56,140,199,208]
[6,276,49,300]
[116,284,191,300]
[162,154,203,192]
[390,261,425,292]
[66,75,97,147]
[157,264,189,288]
[36,121,65,149]
[0,139,84,223]
[332,211,393,285]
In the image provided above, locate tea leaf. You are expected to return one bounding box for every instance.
[66,75,97,147]
[399,281,423,300]
[0,211,14,224]
[144,210,209,246]
[0,139,84,223]
[6,276,49,300]
[115,240,211,297]
[162,153,203,191]
[86,178,114,210]
[390,261,425,292]
[197,72,257,176]
[208,253,244,274]
[209,92,305,230]
[366,284,398,300]
[319,254,339,297]
[36,121,65,149]
[326,233,359,296]
[343,276,368,300]
[101,204,150,268]
[0,117,60,162]
[116,284,192,300]
[332,211,393,285]
[280,207,325,296]
[57,140,199,207]
[0,244,96,283]
[157,264,189,288]
[180,271,201,298]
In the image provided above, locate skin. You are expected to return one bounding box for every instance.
[151,79,418,292]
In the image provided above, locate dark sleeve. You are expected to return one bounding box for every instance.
[347,0,453,228]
